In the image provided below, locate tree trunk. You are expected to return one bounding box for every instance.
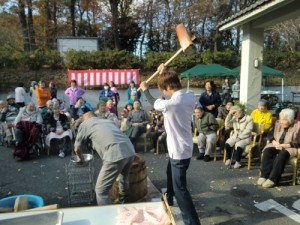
[109,0,120,50]
[18,0,30,52]
[27,0,36,50]
[164,0,171,51]
[52,0,58,48]
[45,0,52,48]
[69,0,76,36]
[139,0,153,58]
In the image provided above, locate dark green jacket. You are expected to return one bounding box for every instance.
[194,112,219,135]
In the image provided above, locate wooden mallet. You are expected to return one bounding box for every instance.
[139,23,195,90]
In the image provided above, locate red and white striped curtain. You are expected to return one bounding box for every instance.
[68,69,140,87]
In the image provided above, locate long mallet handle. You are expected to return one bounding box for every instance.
[137,24,195,91]
[143,48,183,84]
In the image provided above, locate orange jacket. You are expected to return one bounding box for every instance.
[35,87,51,107]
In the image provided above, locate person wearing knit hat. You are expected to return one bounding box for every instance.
[6,95,15,101]
[251,99,273,132]
[6,95,19,113]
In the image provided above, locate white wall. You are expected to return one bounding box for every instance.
[57,38,99,55]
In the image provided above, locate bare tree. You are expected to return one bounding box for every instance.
[27,0,36,50]
[109,0,121,50]
[69,0,76,36]
[266,17,300,53]
[18,0,30,52]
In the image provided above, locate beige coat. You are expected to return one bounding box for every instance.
[225,114,253,148]
[263,121,300,157]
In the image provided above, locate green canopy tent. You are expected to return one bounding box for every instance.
[180,64,237,90]
[232,65,284,101]
[232,65,284,77]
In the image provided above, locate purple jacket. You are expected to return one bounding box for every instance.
[64,87,85,105]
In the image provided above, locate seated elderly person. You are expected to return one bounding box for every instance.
[257,108,300,188]
[70,97,91,120]
[52,98,68,113]
[218,100,234,150]
[149,110,167,154]
[6,95,20,123]
[95,101,119,127]
[120,103,133,119]
[51,98,71,121]
[0,97,19,144]
[105,99,118,117]
[0,100,9,143]
[127,93,141,106]
[194,106,219,162]
[251,99,273,133]
[6,95,20,109]
[13,102,43,159]
[70,97,91,131]
[224,106,253,169]
[120,103,133,132]
[46,104,72,158]
[126,100,149,145]
[41,100,54,123]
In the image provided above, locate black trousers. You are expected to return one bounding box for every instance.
[260,147,290,184]
[166,158,201,225]
[225,143,243,162]
[220,128,232,149]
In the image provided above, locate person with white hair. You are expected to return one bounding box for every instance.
[13,102,43,159]
[14,102,43,125]
[224,105,253,168]
[257,108,300,188]
[1,96,20,144]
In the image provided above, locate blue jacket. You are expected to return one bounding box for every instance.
[99,90,114,99]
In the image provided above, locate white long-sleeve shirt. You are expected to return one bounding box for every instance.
[154,90,195,160]
[15,87,26,103]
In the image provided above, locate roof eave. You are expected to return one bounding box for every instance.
[219,0,294,31]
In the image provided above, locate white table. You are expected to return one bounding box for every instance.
[0,201,167,225]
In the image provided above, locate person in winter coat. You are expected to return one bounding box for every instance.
[194,106,219,162]
[46,104,72,158]
[224,105,253,169]
[257,108,300,188]
[199,80,222,117]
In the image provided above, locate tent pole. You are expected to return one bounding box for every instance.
[281,78,284,102]
[187,79,190,91]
